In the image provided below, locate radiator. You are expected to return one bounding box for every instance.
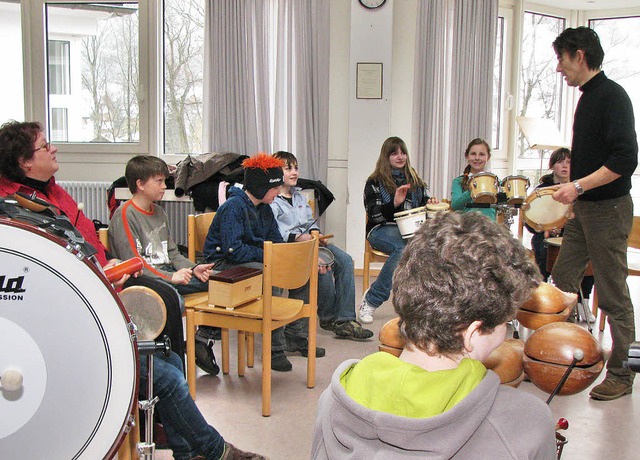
[59,181,194,246]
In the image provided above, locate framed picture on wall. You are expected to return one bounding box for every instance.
[356,62,383,99]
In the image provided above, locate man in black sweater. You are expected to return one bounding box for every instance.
[551,27,638,401]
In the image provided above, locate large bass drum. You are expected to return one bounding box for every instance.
[0,218,138,459]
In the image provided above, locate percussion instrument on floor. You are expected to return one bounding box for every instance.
[501,175,530,205]
[523,322,604,396]
[378,317,524,386]
[521,187,572,232]
[0,218,138,459]
[516,282,577,330]
[394,206,427,239]
[318,247,335,269]
[426,202,450,219]
[469,172,500,204]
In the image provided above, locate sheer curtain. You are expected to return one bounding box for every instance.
[202,0,329,182]
[412,0,497,198]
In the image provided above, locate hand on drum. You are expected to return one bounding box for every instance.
[104,258,141,287]
[552,182,579,205]
[193,263,215,283]
[427,196,440,205]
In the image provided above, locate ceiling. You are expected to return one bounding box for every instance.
[531,0,640,10]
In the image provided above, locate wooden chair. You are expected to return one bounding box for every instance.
[185,234,320,416]
[362,216,389,292]
[99,227,110,251]
[182,213,215,309]
[183,212,257,371]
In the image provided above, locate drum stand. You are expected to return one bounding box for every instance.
[136,336,172,460]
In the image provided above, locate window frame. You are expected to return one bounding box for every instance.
[22,0,156,161]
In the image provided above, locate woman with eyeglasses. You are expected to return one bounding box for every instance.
[0,120,110,265]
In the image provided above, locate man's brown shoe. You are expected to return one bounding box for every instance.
[589,377,633,401]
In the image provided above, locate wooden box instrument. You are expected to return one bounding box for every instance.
[208,267,263,309]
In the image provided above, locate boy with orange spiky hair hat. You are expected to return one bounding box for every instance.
[203,153,325,371]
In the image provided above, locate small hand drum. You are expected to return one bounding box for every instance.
[522,187,572,232]
[119,286,167,341]
[318,247,335,269]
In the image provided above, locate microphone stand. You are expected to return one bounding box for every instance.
[136,336,171,460]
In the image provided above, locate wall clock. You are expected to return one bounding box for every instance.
[358,0,387,10]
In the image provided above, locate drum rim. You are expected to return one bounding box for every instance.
[318,246,335,267]
[393,206,426,218]
[523,188,570,231]
[469,171,498,178]
[544,236,563,246]
[426,202,450,211]
[0,217,139,458]
[501,175,531,186]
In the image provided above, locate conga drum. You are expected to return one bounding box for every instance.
[0,218,138,459]
[545,236,563,274]
[469,172,500,204]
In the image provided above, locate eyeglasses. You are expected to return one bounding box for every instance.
[33,142,51,153]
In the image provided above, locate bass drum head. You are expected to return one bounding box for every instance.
[0,219,137,459]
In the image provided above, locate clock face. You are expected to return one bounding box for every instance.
[358,0,387,10]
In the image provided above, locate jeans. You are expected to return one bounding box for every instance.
[288,244,356,323]
[551,195,635,382]
[139,351,225,460]
[366,224,407,308]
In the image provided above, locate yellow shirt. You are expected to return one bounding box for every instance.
[341,352,486,418]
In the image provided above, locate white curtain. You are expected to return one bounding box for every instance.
[412,0,497,198]
[203,0,330,182]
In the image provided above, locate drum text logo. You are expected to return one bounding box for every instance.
[0,275,26,300]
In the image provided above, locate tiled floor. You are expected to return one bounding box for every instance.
[149,275,640,460]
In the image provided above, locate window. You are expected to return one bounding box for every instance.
[589,16,640,138]
[516,11,566,183]
[46,2,140,143]
[0,1,24,125]
[48,40,70,95]
[50,107,68,141]
[163,0,205,155]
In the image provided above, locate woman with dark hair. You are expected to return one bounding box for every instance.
[0,120,109,264]
[361,136,437,324]
[450,138,497,221]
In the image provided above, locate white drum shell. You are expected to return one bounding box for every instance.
[0,220,137,459]
[394,208,427,239]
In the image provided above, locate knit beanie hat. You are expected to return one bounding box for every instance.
[242,153,285,199]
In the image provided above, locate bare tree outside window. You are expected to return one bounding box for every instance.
[48,3,140,144]
[163,0,205,155]
[590,17,640,138]
[516,12,565,184]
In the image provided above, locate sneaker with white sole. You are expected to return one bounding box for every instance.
[358,292,376,324]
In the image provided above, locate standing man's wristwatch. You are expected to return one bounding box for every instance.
[573,180,584,195]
